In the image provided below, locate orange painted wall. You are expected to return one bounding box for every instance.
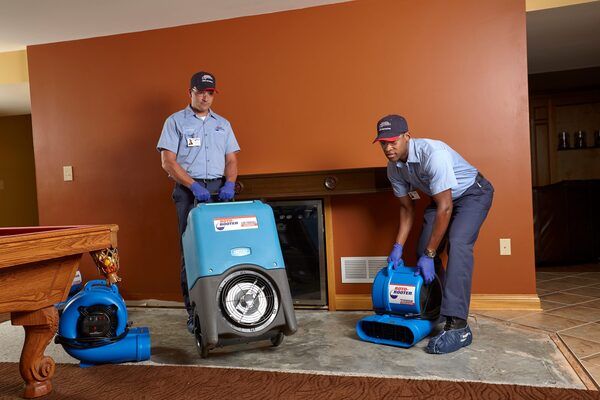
[27,0,535,299]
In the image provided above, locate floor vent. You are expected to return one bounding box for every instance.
[341,257,386,283]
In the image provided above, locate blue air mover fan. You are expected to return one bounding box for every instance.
[356,261,442,348]
[56,270,83,314]
[55,280,151,367]
[182,200,297,358]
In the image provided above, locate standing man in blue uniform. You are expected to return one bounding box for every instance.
[374,114,493,354]
[157,71,240,332]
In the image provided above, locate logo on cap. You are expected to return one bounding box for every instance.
[373,114,409,143]
[378,121,392,131]
[190,71,217,91]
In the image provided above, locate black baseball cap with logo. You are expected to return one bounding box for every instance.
[190,71,218,92]
[372,114,409,143]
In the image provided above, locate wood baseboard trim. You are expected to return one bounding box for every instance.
[470,294,541,311]
[335,293,541,311]
[335,294,372,310]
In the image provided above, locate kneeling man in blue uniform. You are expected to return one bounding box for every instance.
[373,114,494,354]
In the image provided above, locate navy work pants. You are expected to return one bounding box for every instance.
[173,179,224,316]
[416,174,494,320]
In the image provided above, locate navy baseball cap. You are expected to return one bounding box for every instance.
[373,115,409,143]
[190,71,218,92]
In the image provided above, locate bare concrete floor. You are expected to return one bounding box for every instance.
[0,309,585,389]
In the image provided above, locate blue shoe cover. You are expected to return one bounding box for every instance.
[187,316,195,334]
[425,325,472,354]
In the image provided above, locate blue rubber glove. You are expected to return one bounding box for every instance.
[190,182,210,202]
[387,243,403,269]
[415,255,435,285]
[218,181,236,201]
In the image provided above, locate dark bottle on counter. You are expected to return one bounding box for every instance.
[594,130,600,148]
[574,130,586,149]
[558,131,570,150]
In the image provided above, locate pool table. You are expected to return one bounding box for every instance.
[0,225,118,398]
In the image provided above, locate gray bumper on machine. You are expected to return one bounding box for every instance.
[188,264,297,349]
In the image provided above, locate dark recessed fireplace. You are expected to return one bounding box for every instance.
[268,200,327,307]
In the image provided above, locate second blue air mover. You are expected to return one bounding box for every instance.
[55,280,151,367]
[356,261,442,348]
[182,200,297,358]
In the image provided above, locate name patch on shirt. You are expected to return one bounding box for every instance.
[408,191,421,200]
[187,137,202,147]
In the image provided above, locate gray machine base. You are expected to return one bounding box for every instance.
[188,264,297,357]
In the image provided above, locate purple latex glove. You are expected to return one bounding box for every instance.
[190,182,210,202]
[387,243,403,269]
[218,181,236,201]
[415,255,435,285]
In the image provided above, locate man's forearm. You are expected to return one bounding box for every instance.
[224,159,238,183]
[162,159,195,188]
[395,199,414,246]
[426,206,452,252]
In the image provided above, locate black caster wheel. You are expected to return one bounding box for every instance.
[271,332,284,347]
[194,317,209,358]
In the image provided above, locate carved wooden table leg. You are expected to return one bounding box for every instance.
[11,306,59,398]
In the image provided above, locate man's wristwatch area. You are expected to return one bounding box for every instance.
[424,248,437,258]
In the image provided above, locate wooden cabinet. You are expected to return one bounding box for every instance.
[529,90,600,187]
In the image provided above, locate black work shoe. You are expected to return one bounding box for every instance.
[425,317,472,354]
[187,315,195,334]
[444,316,468,330]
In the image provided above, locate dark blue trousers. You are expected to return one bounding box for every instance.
[173,179,224,316]
[416,174,494,320]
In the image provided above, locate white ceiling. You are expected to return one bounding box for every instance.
[0,0,351,52]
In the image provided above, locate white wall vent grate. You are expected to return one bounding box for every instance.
[341,257,387,283]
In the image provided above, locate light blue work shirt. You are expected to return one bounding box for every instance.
[157,106,240,179]
[387,139,478,199]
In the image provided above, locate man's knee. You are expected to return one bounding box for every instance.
[448,233,476,250]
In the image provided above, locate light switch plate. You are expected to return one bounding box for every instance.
[63,166,73,181]
[500,238,511,256]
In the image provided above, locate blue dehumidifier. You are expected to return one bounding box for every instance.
[182,200,297,358]
[55,280,151,367]
[356,261,442,348]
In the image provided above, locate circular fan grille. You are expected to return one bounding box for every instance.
[218,270,279,333]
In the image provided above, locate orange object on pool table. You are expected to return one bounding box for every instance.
[0,225,119,398]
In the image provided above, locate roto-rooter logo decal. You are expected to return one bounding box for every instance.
[214,216,258,232]
[389,284,416,305]
[378,120,392,131]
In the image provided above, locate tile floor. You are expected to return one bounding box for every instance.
[474,265,600,386]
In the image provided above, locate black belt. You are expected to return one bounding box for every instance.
[176,178,222,189]
[474,172,491,188]
[194,177,223,183]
